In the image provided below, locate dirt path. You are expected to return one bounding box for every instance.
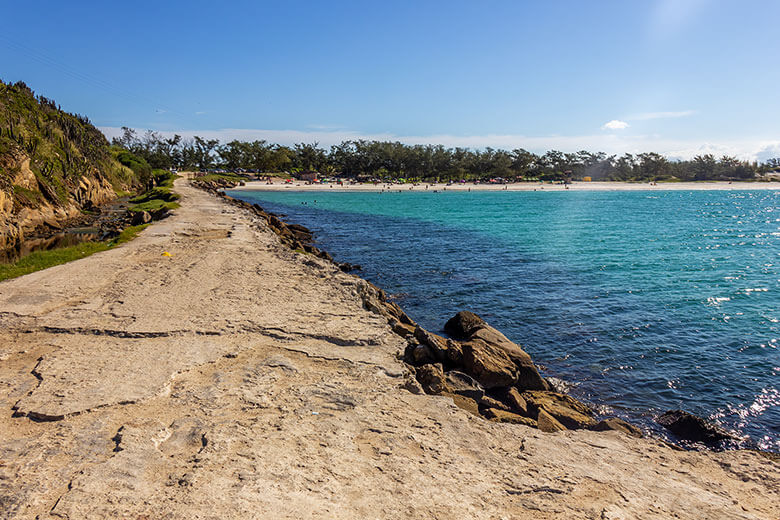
[0,179,777,519]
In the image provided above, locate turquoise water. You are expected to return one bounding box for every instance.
[231,188,780,450]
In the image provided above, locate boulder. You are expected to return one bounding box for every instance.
[478,395,510,411]
[521,391,595,430]
[444,371,484,401]
[386,302,415,326]
[390,320,416,338]
[414,327,448,359]
[461,338,518,389]
[414,327,462,365]
[442,393,481,416]
[656,410,734,445]
[591,418,643,438]
[131,210,152,226]
[483,408,537,427]
[444,311,486,339]
[537,408,566,433]
[501,387,529,416]
[268,215,285,230]
[286,223,312,235]
[415,364,447,395]
[443,312,548,391]
[408,343,436,366]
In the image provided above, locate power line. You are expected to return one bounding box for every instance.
[0,35,186,118]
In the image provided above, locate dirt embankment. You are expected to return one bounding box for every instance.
[0,152,117,250]
[0,179,777,519]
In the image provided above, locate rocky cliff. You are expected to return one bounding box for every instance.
[0,80,138,249]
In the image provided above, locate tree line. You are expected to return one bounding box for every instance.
[113,127,779,182]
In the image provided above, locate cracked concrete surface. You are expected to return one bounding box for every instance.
[0,180,777,519]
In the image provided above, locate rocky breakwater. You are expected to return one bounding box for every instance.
[401,311,643,437]
[194,179,361,271]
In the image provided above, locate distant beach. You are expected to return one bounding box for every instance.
[236,179,780,192]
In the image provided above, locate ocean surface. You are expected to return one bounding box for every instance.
[230,187,780,451]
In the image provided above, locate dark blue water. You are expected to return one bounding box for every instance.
[231,188,780,450]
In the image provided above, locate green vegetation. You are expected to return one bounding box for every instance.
[110,146,152,186]
[0,80,139,208]
[0,223,149,282]
[195,171,245,183]
[12,184,43,206]
[128,169,179,213]
[114,127,780,183]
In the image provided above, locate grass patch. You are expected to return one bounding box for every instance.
[12,185,43,206]
[0,223,150,282]
[128,170,180,213]
[195,172,246,183]
[129,199,180,213]
[113,223,150,245]
[130,186,179,204]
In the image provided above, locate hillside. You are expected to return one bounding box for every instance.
[0,80,139,250]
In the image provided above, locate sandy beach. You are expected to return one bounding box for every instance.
[0,178,778,519]
[233,179,780,193]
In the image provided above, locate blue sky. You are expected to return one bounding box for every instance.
[2,0,779,160]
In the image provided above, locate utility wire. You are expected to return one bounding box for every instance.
[0,35,186,119]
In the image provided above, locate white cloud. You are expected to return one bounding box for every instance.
[602,120,630,130]
[99,126,780,162]
[756,143,780,163]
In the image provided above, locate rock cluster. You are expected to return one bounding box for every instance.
[129,206,171,227]
[656,409,736,446]
[401,311,642,437]
[191,178,241,191]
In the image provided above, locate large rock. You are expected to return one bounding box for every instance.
[656,410,734,445]
[461,338,518,389]
[131,210,152,226]
[521,391,595,430]
[443,311,548,391]
[442,392,481,416]
[483,408,537,427]
[415,364,447,395]
[444,371,484,401]
[444,311,487,339]
[591,418,643,438]
[405,312,599,435]
[537,408,566,433]
[414,327,462,366]
[501,387,529,416]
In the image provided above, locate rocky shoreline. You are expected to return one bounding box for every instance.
[0,177,777,518]
[203,178,747,451]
